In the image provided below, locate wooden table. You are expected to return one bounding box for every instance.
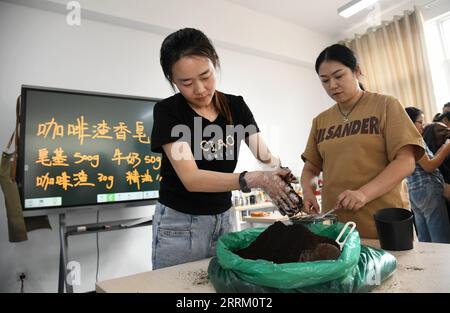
[368,239,450,292]
[96,239,450,293]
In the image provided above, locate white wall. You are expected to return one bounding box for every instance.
[42,0,328,66]
[0,0,332,292]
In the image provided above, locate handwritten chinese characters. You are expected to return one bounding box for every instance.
[34,116,161,193]
[35,147,161,191]
[37,116,150,145]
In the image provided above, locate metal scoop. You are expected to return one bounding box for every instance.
[287,207,337,223]
[316,207,338,219]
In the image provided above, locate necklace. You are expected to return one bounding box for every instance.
[337,91,365,123]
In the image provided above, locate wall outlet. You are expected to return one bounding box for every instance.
[17,272,27,282]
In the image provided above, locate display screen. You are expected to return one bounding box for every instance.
[18,86,161,210]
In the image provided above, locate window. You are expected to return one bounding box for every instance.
[425,12,450,111]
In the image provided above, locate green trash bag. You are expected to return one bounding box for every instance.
[208,223,396,293]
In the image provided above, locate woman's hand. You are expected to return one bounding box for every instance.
[302,189,320,214]
[300,161,321,214]
[245,168,301,216]
[335,189,368,211]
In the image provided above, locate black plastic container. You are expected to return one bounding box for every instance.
[374,208,414,251]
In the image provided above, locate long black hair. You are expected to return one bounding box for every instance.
[160,28,232,124]
[315,44,365,91]
[405,107,423,123]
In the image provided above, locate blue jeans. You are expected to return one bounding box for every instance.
[151,202,232,270]
[409,184,450,243]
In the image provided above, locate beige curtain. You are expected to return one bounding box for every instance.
[340,7,436,121]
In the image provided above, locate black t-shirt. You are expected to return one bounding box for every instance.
[150,92,259,215]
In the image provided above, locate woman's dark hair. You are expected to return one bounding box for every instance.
[160,28,232,123]
[433,113,442,122]
[405,107,423,123]
[442,102,450,111]
[434,111,450,123]
[315,44,365,91]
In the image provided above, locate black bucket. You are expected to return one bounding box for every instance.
[374,208,414,251]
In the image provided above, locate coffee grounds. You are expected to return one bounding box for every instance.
[235,222,340,264]
[278,170,304,217]
[181,270,210,285]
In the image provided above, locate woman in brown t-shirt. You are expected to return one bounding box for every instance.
[300,44,424,238]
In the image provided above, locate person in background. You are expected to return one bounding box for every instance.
[432,113,441,122]
[432,102,450,122]
[150,28,300,269]
[301,44,424,239]
[405,107,450,243]
[423,111,450,183]
[423,110,450,224]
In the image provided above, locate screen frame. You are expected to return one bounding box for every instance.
[18,85,162,213]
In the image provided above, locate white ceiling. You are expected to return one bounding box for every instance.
[226,0,432,38]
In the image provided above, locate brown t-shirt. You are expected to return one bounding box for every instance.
[302,92,424,238]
